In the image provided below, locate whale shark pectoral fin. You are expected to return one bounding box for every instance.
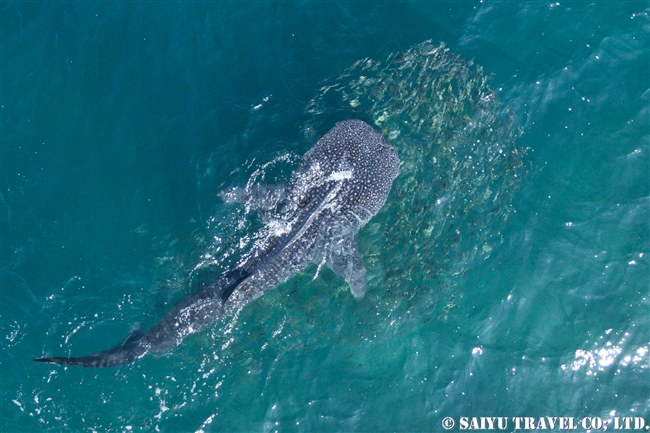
[326,234,368,299]
[219,184,286,211]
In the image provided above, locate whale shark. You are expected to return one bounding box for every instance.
[35,120,400,368]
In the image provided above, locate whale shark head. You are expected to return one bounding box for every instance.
[251,119,399,299]
[282,119,400,235]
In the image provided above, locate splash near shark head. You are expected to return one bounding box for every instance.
[35,120,399,367]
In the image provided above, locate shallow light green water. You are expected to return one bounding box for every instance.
[2,2,648,432]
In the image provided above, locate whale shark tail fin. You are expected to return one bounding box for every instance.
[34,329,148,368]
[35,266,253,368]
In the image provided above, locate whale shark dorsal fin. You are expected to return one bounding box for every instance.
[122,329,145,347]
[219,184,286,211]
[326,234,367,299]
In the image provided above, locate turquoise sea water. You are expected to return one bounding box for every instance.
[2,2,648,432]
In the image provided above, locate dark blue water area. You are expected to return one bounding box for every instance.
[1,1,649,432]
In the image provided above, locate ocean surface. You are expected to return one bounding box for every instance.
[1,2,648,432]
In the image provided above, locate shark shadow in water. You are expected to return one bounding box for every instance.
[35,120,400,368]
